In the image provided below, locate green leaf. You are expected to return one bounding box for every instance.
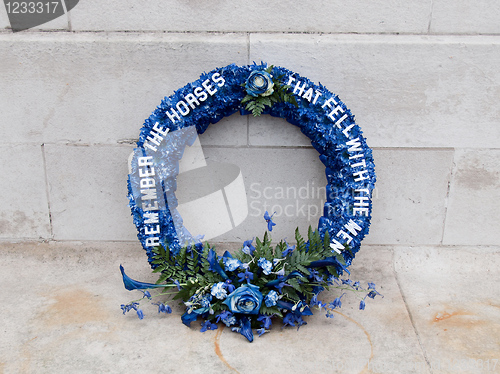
[265,65,274,74]
[260,97,272,107]
[327,266,339,278]
[335,253,346,266]
[296,264,311,276]
[241,95,253,103]
[260,304,283,317]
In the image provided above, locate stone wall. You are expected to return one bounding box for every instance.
[1,1,499,246]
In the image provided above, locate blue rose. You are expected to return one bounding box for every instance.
[223,284,263,315]
[245,70,274,97]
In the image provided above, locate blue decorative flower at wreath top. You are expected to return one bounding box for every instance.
[127,63,376,269]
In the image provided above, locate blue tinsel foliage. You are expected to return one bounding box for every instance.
[128,63,376,268]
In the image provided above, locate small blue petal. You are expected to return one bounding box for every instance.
[359,300,366,310]
[136,309,144,320]
[239,316,254,342]
[120,265,165,291]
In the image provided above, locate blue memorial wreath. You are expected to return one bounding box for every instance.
[121,63,379,342]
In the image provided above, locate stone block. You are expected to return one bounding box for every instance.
[45,144,137,240]
[250,34,500,148]
[198,146,328,242]
[431,0,500,34]
[0,144,51,239]
[443,149,500,245]
[0,32,247,145]
[70,0,430,34]
[364,148,454,245]
[175,147,454,246]
[199,115,248,147]
[249,115,311,147]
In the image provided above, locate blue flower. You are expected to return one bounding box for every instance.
[207,249,228,279]
[121,302,139,315]
[245,70,274,97]
[225,280,235,293]
[216,311,231,323]
[242,239,256,255]
[216,311,237,327]
[224,315,237,326]
[309,269,324,282]
[296,315,307,329]
[181,308,207,327]
[120,265,165,291]
[264,211,276,231]
[282,241,295,257]
[264,290,279,307]
[136,309,144,320]
[276,300,313,316]
[211,282,228,300]
[223,284,263,315]
[276,280,287,293]
[257,314,273,329]
[200,294,212,308]
[257,328,269,337]
[237,269,254,283]
[258,257,273,275]
[283,313,307,329]
[342,279,353,286]
[223,257,242,272]
[330,293,346,309]
[238,316,254,342]
[368,282,376,290]
[359,299,366,310]
[142,291,152,299]
[283,312,295,327]
[156,303,172,314]
[200,320,218,332]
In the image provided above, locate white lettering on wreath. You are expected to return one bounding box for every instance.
[165,72,226,125]
[137,156,161,246]
[138,72,373,254]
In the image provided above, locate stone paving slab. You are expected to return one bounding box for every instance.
[0,242,431,374]
[394,246,500,374]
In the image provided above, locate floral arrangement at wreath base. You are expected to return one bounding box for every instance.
[121,213,382,342]
[122,63,378,342]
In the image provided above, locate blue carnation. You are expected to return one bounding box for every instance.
[265,290,279,307]
[224,257,242,272]
[211,282,228,300]
[258,257,273,275]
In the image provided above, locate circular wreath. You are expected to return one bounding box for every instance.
[121,63,378,342]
